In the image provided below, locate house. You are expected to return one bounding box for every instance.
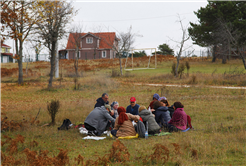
[1,43,15,63]
[60,32,119,60]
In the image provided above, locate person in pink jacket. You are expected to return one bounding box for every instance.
[166,101,187,132]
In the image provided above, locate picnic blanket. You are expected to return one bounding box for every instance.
[148,132,171,137]
[82,136,106,140]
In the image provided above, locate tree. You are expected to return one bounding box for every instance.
[157,43,174,55]
[69,24,84,77]
[35,0,76,88]
[1,1,40,84]
[189,1,246,63]
[109,26,139,76]
[133,50,146,57]
[169,15,194,77]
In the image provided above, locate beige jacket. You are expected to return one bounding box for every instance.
[114,113,139,137]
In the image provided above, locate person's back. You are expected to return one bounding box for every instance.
[138,106,160,134]
[114,113,139,137]
[84,106,115,135]
[155,106,171,125]
[168,108,187,130]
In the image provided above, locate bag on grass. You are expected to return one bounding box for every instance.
[136,120,146,138]
[58,119,72,130]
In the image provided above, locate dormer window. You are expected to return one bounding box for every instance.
[86,37,93,44]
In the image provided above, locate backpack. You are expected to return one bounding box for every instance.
[136,120,147,138]
[58,119,72,130]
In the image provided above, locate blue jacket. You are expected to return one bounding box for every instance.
[155,106,171,125]
[126,104,140,115]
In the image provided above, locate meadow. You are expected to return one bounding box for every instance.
[1,56,246,165]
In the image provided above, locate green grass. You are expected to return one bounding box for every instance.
[1,58,246,165]
[1,73,246,165]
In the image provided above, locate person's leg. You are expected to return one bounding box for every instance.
[84,123,99,136]
[166,123,180,132]
[111,130,117,137]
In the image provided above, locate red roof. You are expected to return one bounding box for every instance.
[1,43,11,48]
[1,53,16,56]
[66,32,117,50]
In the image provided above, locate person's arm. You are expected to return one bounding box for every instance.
[103,110,115,122]
[128,113,140,121]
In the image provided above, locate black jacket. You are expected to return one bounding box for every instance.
[94,97,109,108]
[168,105,175,118]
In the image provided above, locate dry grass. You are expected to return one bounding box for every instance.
[1,57,246,165]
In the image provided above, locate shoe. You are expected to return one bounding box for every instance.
[88,131,96,136]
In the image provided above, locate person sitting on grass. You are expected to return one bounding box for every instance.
[165,101,187,132]
[111,101,119,118]
[94,93,109,108]
[138,106,160,135]
[111,106,140,138]
[126,97,140,115]
[148,93,160,112]
[153,100,171,128]
[84,104,115,136]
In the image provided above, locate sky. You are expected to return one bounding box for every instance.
[4,0,209,60]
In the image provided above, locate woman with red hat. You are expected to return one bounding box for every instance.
[111,106,140,138]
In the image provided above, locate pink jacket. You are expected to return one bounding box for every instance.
[168,108,187,130]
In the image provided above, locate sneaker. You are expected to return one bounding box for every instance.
[88,131,96,136]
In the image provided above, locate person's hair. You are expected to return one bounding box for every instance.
[160,99,170,107]
[153,101,162,109]
[173,102,184,109]
[102,93,109,98]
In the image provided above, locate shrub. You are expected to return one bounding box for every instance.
[47,99,60,125]
[171,63,176,76]
[178,63,185,78]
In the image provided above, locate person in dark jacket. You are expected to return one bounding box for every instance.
[94,93,109,108]
[153,100,171,127]
[84,104,115,136]
[126,97,140,115]
[139,106,160,135]
[158,97,174,118]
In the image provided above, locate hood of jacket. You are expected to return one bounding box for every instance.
[156,106,168,112]
[139,109,152,121]
[96,97,108,105]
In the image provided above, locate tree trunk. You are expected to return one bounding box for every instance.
[222,54,227,64]
[239,47,246,70]
[48,41,57,88]
[212,45,217,62]
[118,53,123,76]
[74,47,78,76]
[18,40,23,84]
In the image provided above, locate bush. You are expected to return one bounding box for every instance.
[47,99,60,125]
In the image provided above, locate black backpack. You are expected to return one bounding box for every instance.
[58,119,72,130]
[136,121,147,138]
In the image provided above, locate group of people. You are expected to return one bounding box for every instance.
[84,93,191,137]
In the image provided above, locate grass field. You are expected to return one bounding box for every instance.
[1,57,246,165]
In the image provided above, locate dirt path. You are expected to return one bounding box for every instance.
[125,82,246,90]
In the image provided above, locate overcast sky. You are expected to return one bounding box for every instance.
[4,0,209,58]
[69,0,208,55]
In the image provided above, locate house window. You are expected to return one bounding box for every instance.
[102,51,106,58]
[86,37,93,44]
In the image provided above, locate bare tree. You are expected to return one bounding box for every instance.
[35,1,77,88]
[69,24,84,77]
[169,15,194,77]
[215,18,246,68]
[1,1,40,84]
[109,26,138,76]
